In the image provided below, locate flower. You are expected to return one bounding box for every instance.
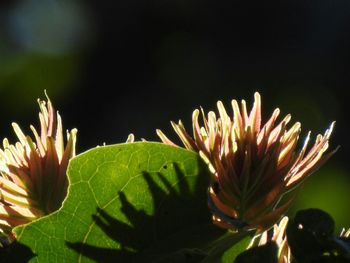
[251,216,291,263]
[249,216,349,263]
[157,92,337,231]
[0,96,77,239]
[340,228,350,238]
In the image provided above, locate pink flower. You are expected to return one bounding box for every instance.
[157,92,337,231]
[0,96,77,238]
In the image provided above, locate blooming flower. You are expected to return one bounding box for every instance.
[0,96,77,239]
[157,92,336,231]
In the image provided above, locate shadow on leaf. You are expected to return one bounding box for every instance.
[67,161,224,262]
[0,241,35,263]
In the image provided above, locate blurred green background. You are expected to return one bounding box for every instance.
[0,0,349,231]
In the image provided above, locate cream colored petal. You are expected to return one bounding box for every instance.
[30,125,46,156]
[0,177,28,196]
[248,92,262,134]
[170,121,196,151]
[241,99,249,129]
[55,113,64,160]
[231,99,244,139]
[11,123,29,149]
[156,130,176,146]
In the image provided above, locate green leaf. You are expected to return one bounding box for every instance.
[234,242,278,263]
[222,235,253,263]
[11,142,219,262]
[201,231,254,263]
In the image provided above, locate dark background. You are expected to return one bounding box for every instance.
[1,0,349,229]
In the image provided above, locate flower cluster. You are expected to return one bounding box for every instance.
[157,92,336,231]
[0,96,77,239]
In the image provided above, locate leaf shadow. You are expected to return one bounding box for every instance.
[0,240,36,263]
[67,161,223,262]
